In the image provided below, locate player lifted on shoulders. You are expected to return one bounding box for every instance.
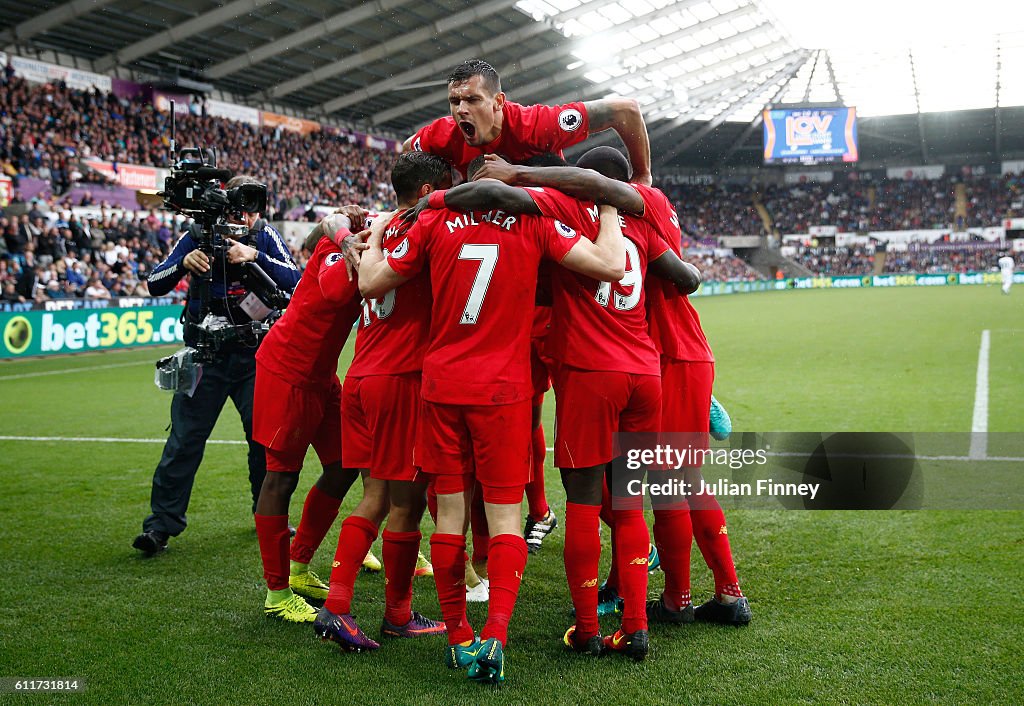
[405,59,652,186]
[313,152,452,652]
[358,157,627,684]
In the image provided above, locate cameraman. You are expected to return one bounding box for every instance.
[133,175,301,555]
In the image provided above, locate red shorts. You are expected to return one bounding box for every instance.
[531,336,553,399]
[341,373,420,481]
[552,367,662,469]
[253,368,342,472]
[416,399,531,504]
[660,359,714,433]
[658,359,714,468]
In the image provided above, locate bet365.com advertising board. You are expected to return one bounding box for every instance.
[1,305,183,359]
[762,107,858,165]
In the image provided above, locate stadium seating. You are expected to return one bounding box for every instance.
[3,73,1022,294]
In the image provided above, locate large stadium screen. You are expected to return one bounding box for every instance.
[762,107,858,165]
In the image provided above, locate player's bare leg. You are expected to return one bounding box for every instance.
[469,485,489,579]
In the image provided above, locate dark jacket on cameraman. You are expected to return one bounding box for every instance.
[146,221,300,345]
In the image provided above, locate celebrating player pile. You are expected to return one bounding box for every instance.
[250,58,750,686]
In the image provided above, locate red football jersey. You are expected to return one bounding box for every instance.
[385,207,581,406]
[632,184,715,363]
[347,211,433,377]
[410,101,590,179]
[257,237,363,389]
[525,187,666,375]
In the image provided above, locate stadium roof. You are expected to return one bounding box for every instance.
[2,0,1023,170]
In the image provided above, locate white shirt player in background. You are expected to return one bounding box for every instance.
[998,253,1015,294]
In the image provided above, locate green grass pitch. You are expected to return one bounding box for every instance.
[0,285,1021,704]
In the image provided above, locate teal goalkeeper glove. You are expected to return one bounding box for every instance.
[709,395,732,441]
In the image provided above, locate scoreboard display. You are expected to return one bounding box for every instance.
[763,107,858,165]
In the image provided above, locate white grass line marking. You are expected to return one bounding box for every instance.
[0,360,149,381]
[969,329,990,460]
[0,435,244,445]
[766,451,1024,463]
[2,437,1021,462]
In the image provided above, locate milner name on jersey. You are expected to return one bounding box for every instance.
[445,209,519,233]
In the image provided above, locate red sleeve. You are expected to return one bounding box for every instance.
[644,225,672,263]
[537,216,582,262]
[384,216,428,279]
[524,187,591,231]
[517,101,590,153]
[411,118,459,162]
[631,184,682,250]
[315,238,358,303]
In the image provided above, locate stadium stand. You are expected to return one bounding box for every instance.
[0,74,396,217]
[3,68,1022,291]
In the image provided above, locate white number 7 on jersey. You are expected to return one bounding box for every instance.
[458,244,499,324]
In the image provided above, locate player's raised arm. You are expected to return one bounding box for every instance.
[582,98,652,186]
[559,204,626,282]
[358,211,410,298]
[398,177,541,227]
[475,154,644,215]
[649,248,702,295]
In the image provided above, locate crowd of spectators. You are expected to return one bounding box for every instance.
[868,177,957,231]
[656,181,766,240]
[787,241,1009,276]
[0,205,177,303]
[791,245,876,276]
[6,64,1024,294]
[882,244,1001,274]
[0,72,396,216]
[963,172,1024,227]
[681,250,760,282]
[761,182,871,233]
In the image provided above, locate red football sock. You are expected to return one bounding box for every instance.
[323,515,377,615]
[563,502,602,639]
[480,533,528,645]
[653,506,693,610]
[525,426,550,520]
[382,529,420,626]
[431,533,474,646]
[690,491,743,598]
[599,483,619,592]
[470,490,489,566]
[289,484,342,565]
[613,507,650,634]
[255,513,291,591]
